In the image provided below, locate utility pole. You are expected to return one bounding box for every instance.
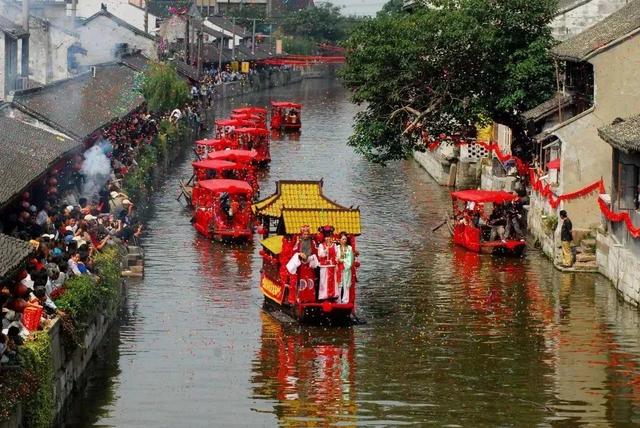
[185,16,190,63]
[231,16,236,60]
[197,27,203,79]
[251,18,256,55]
[218,36,223,71]
[144,0,149,33]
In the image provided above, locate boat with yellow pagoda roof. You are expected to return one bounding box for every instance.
[253,180,361,324]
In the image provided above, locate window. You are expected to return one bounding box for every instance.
[617,163,640,210]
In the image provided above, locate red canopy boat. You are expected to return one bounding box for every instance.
[207,149,259,165]
[230,113,267,128]
[232,106,267,118]
[214,118,254,139]
[192,179,254,241]
[253,180,361,324]
[194,138,237,158]
[270,101,302,132]
[449,189,526,256]
[230,127,271,165]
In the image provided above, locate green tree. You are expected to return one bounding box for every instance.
[140,62,190,113]
[340,0,556,163]
[281,3,347,42]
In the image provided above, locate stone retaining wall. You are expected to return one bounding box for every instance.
[597,231,640,307]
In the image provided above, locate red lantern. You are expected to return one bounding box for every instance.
[48,177,58,186]
[321,301,333,313]
[22,191,30,200]
[47,186,58,195]
[49,168,59,176]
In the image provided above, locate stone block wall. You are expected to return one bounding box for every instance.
[597,232,640,307]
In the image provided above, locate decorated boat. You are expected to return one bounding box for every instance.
[180,159,258,204]
[191,179,254,241]
[449,189,526,256]
[253,180,361,324]
[270,101,302,132]
[231,127,271,165]
[207,149,259,166]
[230,113,267,129]
[194,138,236,158]
[232,106,267,118]
[214,118,253,139]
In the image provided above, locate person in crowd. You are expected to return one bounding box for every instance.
[560,210,574,267]
[335,232,354,304]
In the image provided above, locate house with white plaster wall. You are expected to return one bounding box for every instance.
[78,8,157,66]
[551,0,630,41]
[524,0,640,270]
[76,0,160,33]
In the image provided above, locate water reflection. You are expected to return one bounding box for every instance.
[251,312,356,426]
[65,79,640,427]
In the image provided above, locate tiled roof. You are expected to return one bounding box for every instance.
[83,9,155,40]
[252,180,349,218]
[0,15,28,38]
[522,92,574,122]
[120,53,151,72]
[0,234,34,280]
[598,115,640,153]
[552,0,640,61]
[13,63,144,139]
[206,16,248,38]
[281,208,361,235]
[171,59,199,80]
[0,117,78,208]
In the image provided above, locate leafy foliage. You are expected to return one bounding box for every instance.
[0,367,37,422]
[281,3,349,43]
[140,62,189,113]
[19,331,55,428]
[340,0,556,163]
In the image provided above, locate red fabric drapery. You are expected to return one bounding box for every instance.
[597,197,640,238]
[529,170,605,209]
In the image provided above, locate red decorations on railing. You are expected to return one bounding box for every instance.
[598,197,640,238]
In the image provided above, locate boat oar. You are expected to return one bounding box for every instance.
[432,219,448,232]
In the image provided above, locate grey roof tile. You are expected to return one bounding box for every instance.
[552,0,640,61]
[599,115,640,153]
[0,234,34,279]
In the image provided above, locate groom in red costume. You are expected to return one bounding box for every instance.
[286,225,319,303]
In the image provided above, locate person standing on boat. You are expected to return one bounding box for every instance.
[317,225,337,300]
[559,210,574,267]
[286,225,319,302]
[335,232,354,304]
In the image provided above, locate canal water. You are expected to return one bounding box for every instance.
[67,79,640,427]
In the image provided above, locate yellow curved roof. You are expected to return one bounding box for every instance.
[252,180,348,217]
[281,208,361,235]
[260,235,284,255]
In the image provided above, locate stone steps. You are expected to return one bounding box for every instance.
[121,245,144,278]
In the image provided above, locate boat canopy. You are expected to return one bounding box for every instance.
[192,159,240,171]
[197,179,253,194]
[233,127,270,136]
[253,180,348,217]
[195,138,233,147]
[215,119,251,127]
[207,149,258,163]
[271,101,302,109]
[451,189,519,204]
[281,208,361,235]
[232,107,267,115]
[260,235,283,255]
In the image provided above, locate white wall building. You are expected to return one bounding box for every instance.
[76,0,160,33]
[78,9,157,65]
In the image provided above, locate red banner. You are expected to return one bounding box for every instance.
[529,170,605,209]
[597,197,640,238]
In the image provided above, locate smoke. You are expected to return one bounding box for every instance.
[81,140,112,202]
